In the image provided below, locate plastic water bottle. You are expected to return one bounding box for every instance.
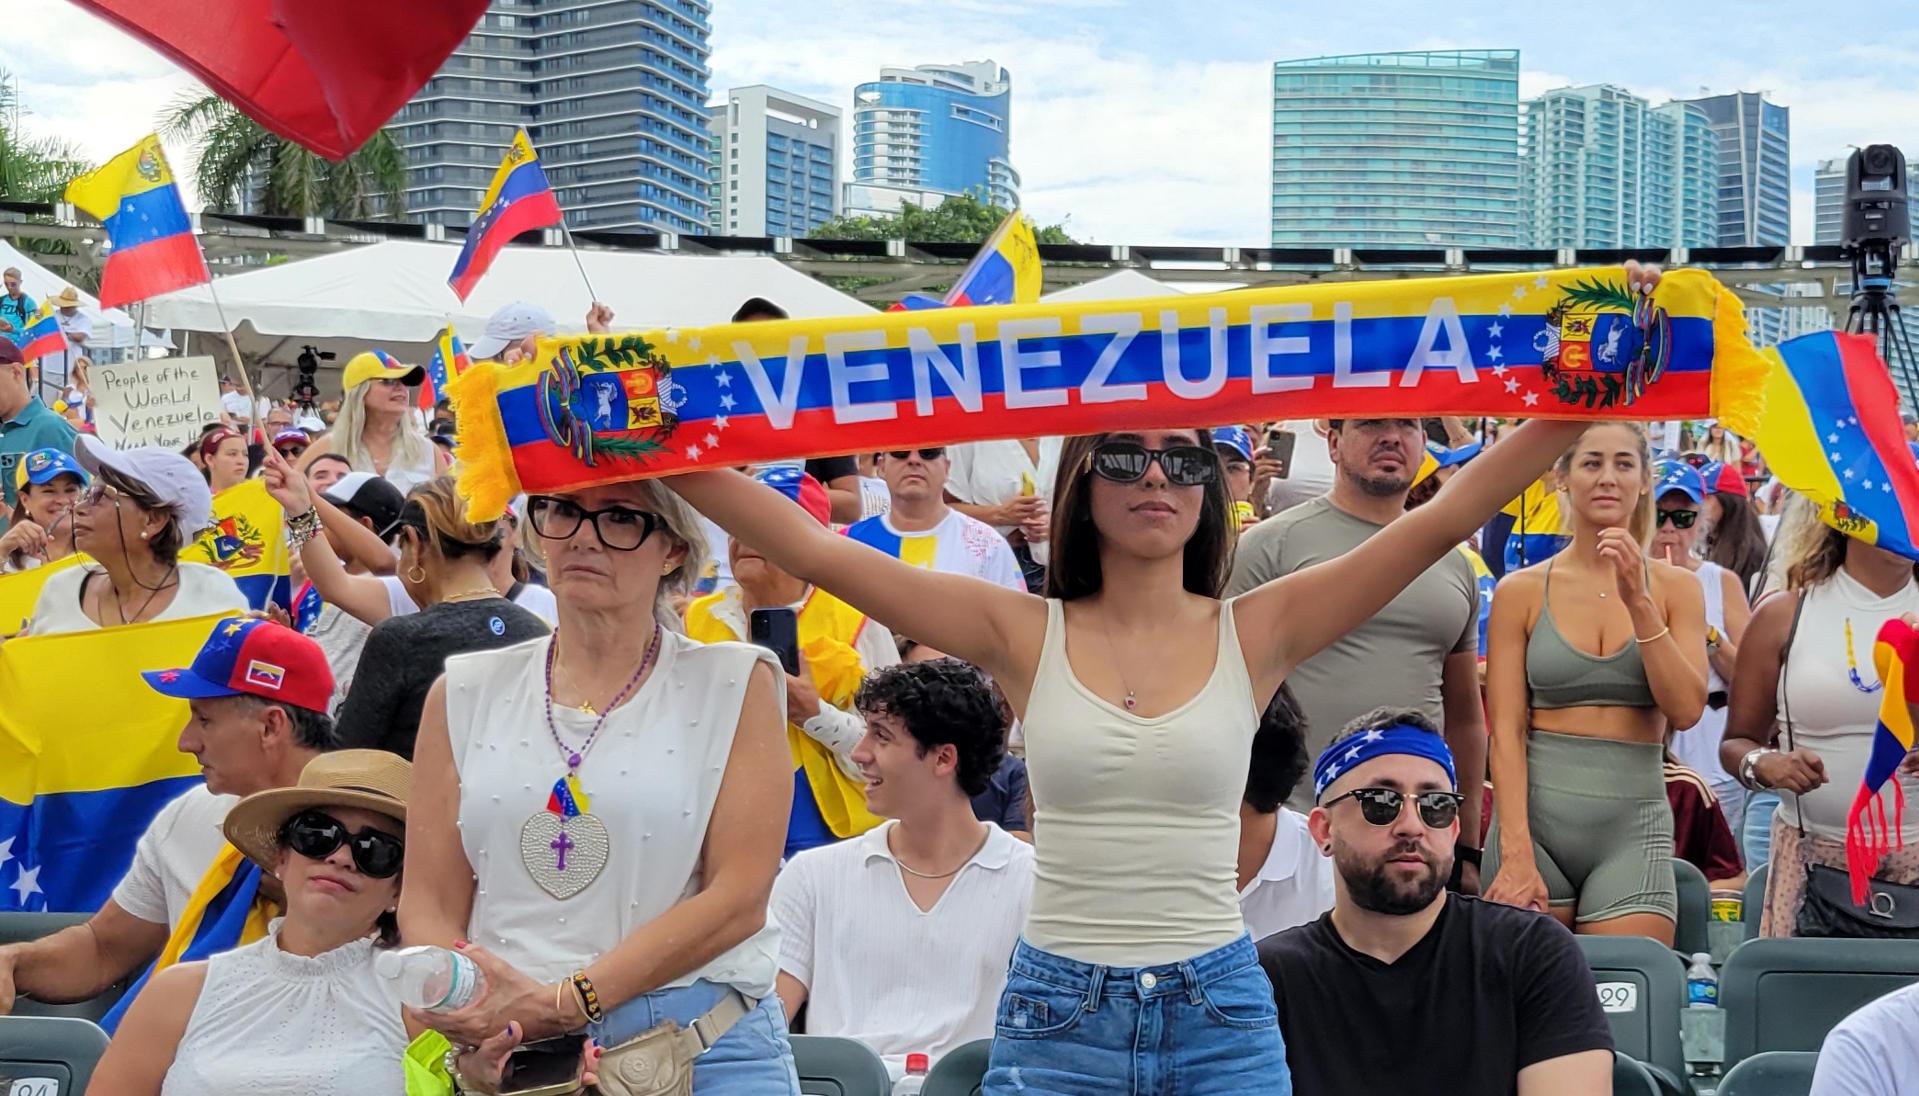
[375,945,485,1011]
[893,1053,930,1096]
[1685,952,1719,1009]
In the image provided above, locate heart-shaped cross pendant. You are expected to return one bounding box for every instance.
[519,811,610,900]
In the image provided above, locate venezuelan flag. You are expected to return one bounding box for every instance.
[17,304,64,363]
[64,135,209,310]
[423,327,471,411]
[447,130,563,302]
[99,844,273,1032]
[1753,331,1919,560]
[1853,619,1919,903]
[1484,477,1570,577]
[179,480,292,610]
[0,615,235,912]
[0,554,89,637]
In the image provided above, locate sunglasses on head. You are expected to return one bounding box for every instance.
[886,448,945,461]
[279,808,405,878]
[1324,787,1464,828]
[1088,441,1218,486]
[1656,508,1699,529]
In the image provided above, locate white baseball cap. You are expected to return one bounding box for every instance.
[469,301,559,360]
[74,434,215,538]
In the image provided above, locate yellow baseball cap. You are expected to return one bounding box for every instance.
[341,350,424,391]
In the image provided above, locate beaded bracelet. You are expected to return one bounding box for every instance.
[570,970,605,1024]
[287,508,323,550]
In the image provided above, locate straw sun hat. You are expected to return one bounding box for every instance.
[223,750,411,874]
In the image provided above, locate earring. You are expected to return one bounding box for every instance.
[140,531,150,540]
[406,564,427,584]
[661,563,674,576]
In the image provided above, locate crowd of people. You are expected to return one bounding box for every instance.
[2,263,1917,1096]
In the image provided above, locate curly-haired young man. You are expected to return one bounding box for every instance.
[771,658,1035,1081]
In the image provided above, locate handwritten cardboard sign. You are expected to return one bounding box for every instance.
[91,355,222,451]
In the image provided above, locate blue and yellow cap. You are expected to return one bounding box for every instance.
[14,448,87,491]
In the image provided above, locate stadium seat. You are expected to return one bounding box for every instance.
[1721,937,1919,1065]
[923,1039,990,1096]
[1578,935,1687,1083]
[1613,1052,1661,1096]
[1673,857,1713,957]
[1716,1050,1818,1096]
[790,1035,894,1096]
[1742,865,1769,940]
[0,912,131,1022]
[0,1015,110,1094]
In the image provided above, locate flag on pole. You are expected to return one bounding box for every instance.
[64,135,210,309]
[890,210,1044,311]
[16,304,64,363]
[422,328,470,411]
[447,130,563,302]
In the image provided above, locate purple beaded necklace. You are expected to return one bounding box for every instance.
[543,624,662,771]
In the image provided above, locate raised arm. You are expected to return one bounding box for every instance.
[1631,560,1708,730]
[261,445,396,626]
[666,469,1044,685]
[1236,418,1586,684]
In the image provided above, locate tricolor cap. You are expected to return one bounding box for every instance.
[142,617,334,714]
[754,466,831,525]
[272,429,310,450]
[1211,426,1254,463]
[341,349,424,391]
[14,447,87,490]
[1654,459,1706,505]
[1697,460,1748,498]
[469,300,559,360]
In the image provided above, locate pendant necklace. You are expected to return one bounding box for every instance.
[1844,617,1883,694]
[520,626,660,900]
[1094,608,1142,710]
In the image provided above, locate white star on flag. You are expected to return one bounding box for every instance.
[1512,284,1529,300]
[1832,452,1843,462]
[10,865,40,905]
[1488,321,1504,338]
[1504,378,1520,394]
[1829,434,1840,444]
[714,369,731,388]
[1845,469,1856,479]
[1487,345,1503,362]
[1885,483,1894,493]
[713,414,729,430]
[704,433,720,448]
[1497,302,1514,318]
[1491,364,1509,378]
[689,337,702,351]
[1865,479,1875,490]
[1534,274,1549,289]
[719,394,737,411]
[0,836,13,868]
[1850,416,1859,425]
[664,330,678,343]
[1522,391,1541,407]
[685,445,702,460]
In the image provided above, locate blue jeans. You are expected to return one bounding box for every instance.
[591,979,800,1095]
[985,935,1290,1095]
[1743,789,1781,873]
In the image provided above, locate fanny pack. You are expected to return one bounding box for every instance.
[593,989,753,1096]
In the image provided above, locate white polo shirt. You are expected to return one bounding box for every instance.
[1812,982,1919,1095]
[772,819,1034,1078]
[110,785,239,929]
[1237,808,1336,943]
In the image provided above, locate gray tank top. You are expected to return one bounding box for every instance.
[1526,560,1659,709]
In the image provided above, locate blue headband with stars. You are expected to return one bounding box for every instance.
[1312,724,1457,802]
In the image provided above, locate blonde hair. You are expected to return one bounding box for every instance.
[540,479,708,634]
[405,477,502,563]
[333,379,432,477]
[1555,421,1653,545]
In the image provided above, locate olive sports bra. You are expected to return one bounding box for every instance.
[1525,560,1659,710]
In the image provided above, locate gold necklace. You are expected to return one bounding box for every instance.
[438,586,499,604]
[556,658,599,715]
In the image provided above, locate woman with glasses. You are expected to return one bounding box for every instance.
[666,304,1650,1095]
[1,447,86,574]
[27,437,247,634]
[402,479,803,1093]
[324,476,546,759]
[1482,423,1709,948]
[296,351,447,495]
[89,750,413,1096]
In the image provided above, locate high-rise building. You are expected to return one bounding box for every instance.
[1519,86,1716,249]
[1814,157,1847,244]
[1679,91,1792,343]
[398,0,713,235]
[1270,49,1522,247]
[851,60,1018,209]
[706,87,840,237]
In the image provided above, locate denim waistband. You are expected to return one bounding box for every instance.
[1007,934,1260,1003]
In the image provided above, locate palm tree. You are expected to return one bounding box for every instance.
[0,69,94,203]
[159,92,408,220]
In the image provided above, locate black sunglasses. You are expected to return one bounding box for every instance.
[1088,442,1218,487]
[526,495,661,552]
[1324,787,1464,829]
[886,448,946,461]
[279,808,405,878]
[1656,508,1699,529]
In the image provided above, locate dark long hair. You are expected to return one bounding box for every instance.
[1043,430,1236,601]
[1705,491,1768,596]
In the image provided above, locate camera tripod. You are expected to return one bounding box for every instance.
[1842,240,1919,401]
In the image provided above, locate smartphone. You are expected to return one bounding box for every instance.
[750,607,802,676]
[500,1033,587,1096]
[1265,428,1297,478]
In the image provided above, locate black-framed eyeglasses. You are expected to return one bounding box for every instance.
[279,808,405,878]
[1088,442,1218,487]
[1324,787,1464,829]
[886,448,946,461]
[1656,508,1699,529]
[526,495,661,551]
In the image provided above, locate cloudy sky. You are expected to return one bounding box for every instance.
[8,0,1918,244]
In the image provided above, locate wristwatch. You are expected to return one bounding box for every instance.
[1739,747,1775,791]
[1706,625,1722,651]
[1455,844,1483,867]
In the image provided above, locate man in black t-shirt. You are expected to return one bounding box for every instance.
[1258,708,1612,1095]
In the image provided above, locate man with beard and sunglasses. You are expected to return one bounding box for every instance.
[1226,419,1487,888]
[1258,708,1612,1096]
[0,619,338,1019]
[846,446,1025,591]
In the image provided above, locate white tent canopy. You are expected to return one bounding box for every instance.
[0,240,173,353]
[1041,270,1186,302]
[144,240,876,396]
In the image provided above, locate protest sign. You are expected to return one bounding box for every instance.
[91,355,222,451]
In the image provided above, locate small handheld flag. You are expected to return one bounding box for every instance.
[447,130,563,303]
[1853,619,1919,903]
[17,304,64,364]
[64,135,210,309]
[423,327,470,411]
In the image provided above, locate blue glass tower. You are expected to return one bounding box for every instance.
[852,61,1018,209]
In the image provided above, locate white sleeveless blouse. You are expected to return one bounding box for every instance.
[443,632,783,997]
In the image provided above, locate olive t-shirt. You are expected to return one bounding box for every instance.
[1225,497,1477,809]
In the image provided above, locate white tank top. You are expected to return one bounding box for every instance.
[1022,597,1256,965]
[443,632,783,997]
[1671,562,1734,785]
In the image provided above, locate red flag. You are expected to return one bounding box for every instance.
[69,0,490,159]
